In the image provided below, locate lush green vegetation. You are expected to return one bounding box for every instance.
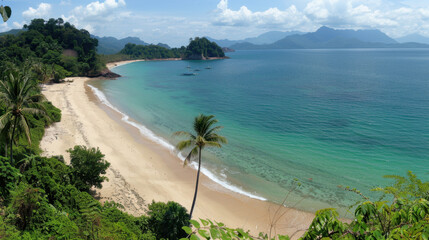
[174,114,227,219]
[100,44,185,63]
[0,4,11,22]
[120,43,185,59]
[0,153,191,239]
[101,37,226,63]
[0,63,191,239]
[0,18,104,80]
[182,172,429,239]
[183,37,225,59]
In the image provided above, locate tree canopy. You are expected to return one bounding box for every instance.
[0,18,103,78]
[184,37,225,59]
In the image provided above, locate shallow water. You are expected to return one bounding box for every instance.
[90,49,429,214]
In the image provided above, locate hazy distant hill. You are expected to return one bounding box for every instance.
[207,30,304,47]
[231,26,429,50]
[0,28,25,36]
[244,31,304,45]
[156,43,171,49]
[396,33,429,44]
[93,35,149,55]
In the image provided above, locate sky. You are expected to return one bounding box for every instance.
[2,0,429,47]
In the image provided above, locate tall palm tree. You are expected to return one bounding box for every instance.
[0,68,48,165]
[174,114,227,219]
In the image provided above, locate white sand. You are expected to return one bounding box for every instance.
[40,61,314,239]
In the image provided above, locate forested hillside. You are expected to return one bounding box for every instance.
[0,18,104,80]
[183,37,225,60]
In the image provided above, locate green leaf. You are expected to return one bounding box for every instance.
[210,228,220,239]
[200,218,209,226]
[198,229,210,239]
[278,235,290,240]
[180,238,189,240]
[237,229,246,237]
[190,235,200,240]
[183,226,193,235]
[190,219,201,228]
[0,6,11,22]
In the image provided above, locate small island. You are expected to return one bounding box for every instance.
[182,37,227,60]
[105,37,228,62]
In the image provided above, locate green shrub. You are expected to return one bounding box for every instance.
[67,145,110,192]
[0,156,19,202]
[147,201,190,240]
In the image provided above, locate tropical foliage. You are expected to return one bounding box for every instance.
[119,43,185,59]
[102,37,226,63]
[0,18,104,78]
[0,66,50,164]
[0,153,191,239]
[174,114,227,219]
[67,145,111,192]
[182,172,429,240]
[184,37,225,59]
[0,4,11,22]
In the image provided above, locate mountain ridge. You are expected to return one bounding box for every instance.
[230,27,429,50]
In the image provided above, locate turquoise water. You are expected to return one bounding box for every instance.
[90,49,429,214]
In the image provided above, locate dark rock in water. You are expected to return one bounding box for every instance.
[89,68,122,78]
[101,70,121,78]
[184,53,205,60]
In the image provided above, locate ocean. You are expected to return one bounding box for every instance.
[89,49,429,214]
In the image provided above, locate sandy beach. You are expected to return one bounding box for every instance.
[40,60,314,239]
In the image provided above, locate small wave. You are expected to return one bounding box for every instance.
[88,84,267,202]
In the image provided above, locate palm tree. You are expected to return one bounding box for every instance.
[174,114,227,219]
[0,68,48,165]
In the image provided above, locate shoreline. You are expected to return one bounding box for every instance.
[40,59,314,238]
[105,56,227,71]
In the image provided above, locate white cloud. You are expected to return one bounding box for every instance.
[13,21,25,29]
[0,22,10,32]
[72,0,126,18]
[212,0,429,38]
[303,0,397,28]
[214,0,310,29]
[22,3,52,20]
[60,0,127,35]
[60,0,72,6]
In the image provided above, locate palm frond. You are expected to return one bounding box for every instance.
[21,107,45,116]
[173,131,195,139]
[0,111,12,129]
[204,125,223,137]
[204,141,222,148]
[19,114,32,145]
[183,146,198,167]
[176,139,194,150]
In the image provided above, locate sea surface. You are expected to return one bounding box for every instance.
[90,49,429,215]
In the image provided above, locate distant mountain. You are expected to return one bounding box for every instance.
[396,33,429,44]
[231,26,429,50]
[243,31,304,45]
[93,35,149,55]
[156,43,171,49]
[205,37,243,48]
[207,30,305,47]
[0,28,25,36]
[308,26,397,44]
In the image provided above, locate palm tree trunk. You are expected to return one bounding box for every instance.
[189,146,202,219]
[10,117,17,165]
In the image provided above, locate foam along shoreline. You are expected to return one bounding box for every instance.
[40,59,314,238]
[87,84,267,202]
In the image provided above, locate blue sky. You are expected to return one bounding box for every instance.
[2,0,429,46]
